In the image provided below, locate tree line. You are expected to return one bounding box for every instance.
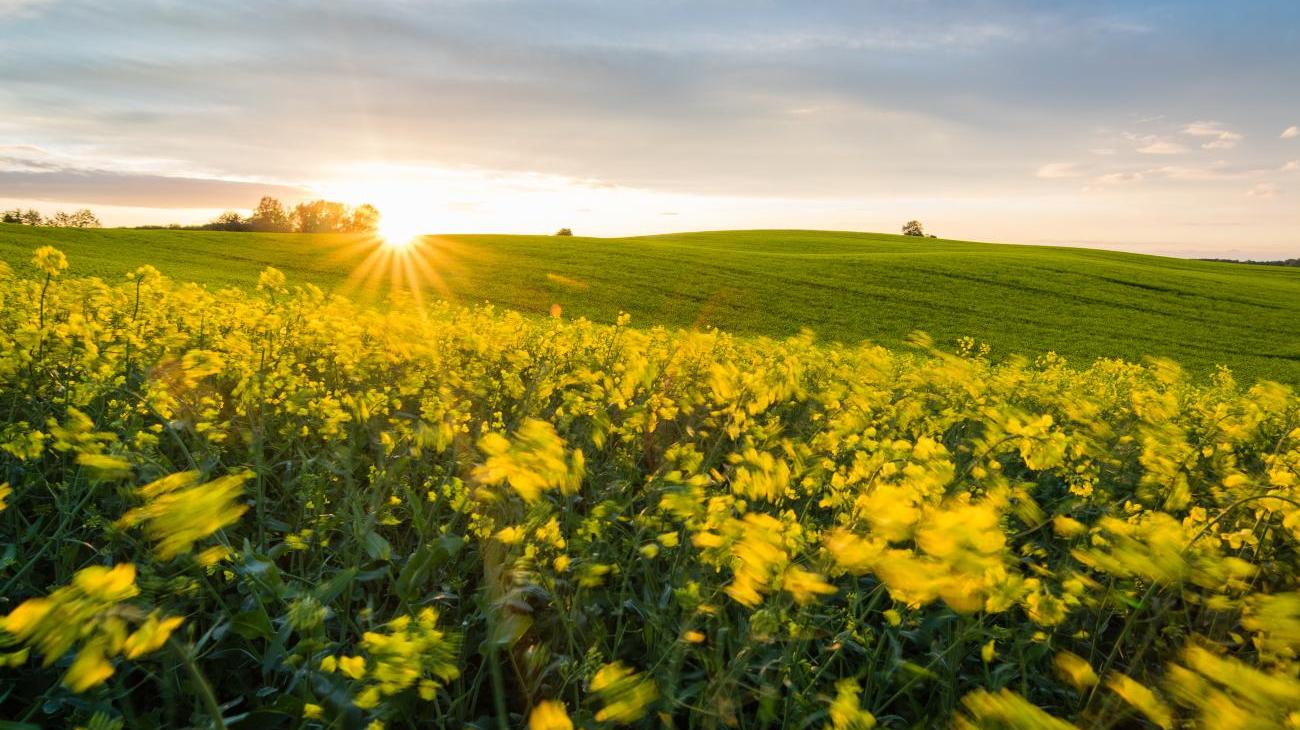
[172,197,381,233]
[2,208,102,228]
[1201,257,1300,268]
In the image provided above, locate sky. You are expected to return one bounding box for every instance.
[1,0,1298,258]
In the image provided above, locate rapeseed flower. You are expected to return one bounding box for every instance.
[116,470,250,559]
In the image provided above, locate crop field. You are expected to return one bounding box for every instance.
[2,244,1300,728]
[2,226,1298,383]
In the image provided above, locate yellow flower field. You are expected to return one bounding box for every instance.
[2,246,1300,728]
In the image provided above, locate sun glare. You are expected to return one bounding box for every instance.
[320,175,434,250]
[377,210,428,250]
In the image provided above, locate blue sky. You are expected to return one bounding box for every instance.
[1,0,1298,257]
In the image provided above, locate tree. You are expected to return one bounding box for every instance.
[555,228,573,236]
[1,209,20,224]
[68,209,101,228]
[902,220,925,237]
[347,203,381,233]
[205,211,250,231]
[248,196,291,232]
[291,200,349,233]
[21,209,43,226]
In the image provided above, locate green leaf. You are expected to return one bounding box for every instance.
[231,608,274,642]
[316,567,358,604]
[364,530,393,562]
[395,535,463,601]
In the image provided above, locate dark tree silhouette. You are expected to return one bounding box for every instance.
[248,196,291,232]
[291,200,351,233]
[555,228,573,236]
[205,211,250,231]
[902,220,925,237]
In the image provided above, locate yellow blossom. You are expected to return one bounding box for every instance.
[529,700,574,730]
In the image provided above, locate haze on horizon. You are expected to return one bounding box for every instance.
[1,0,1298,259]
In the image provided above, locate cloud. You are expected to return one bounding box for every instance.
[1035,162,1083,179]
[1137,141,1188,155]
[1283,126,1300,140]
[1092,171,1144,186]
[1124,131,1188,155]
[1181,121,1243,150]
[0,0,49,17]
[0,168,310,208]
[1,1,1299,254]
[0,145,67,172]
[1247,182,1278,198]
[1143,162,1286,182]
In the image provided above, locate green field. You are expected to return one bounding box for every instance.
[3,225,1298,382]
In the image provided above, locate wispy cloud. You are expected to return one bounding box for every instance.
[1036,162,1083,179]
[1247,182,1278,198]
[1283,126,1300,140]
[0,146,309,208]
[1181,121,1243,150]
[0,0,50,17]
[1090,171,1144,187]
[1136,140,1188,155]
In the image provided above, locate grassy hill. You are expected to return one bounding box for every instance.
[2,225,1298,382]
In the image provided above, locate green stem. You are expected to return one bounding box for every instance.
[169,637,228,730]
[488,639,510,730]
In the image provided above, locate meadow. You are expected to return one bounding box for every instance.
[2,243,1300,729]
[1,226,1298,383]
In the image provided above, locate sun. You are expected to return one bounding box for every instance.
[319,175,434,249]
[377,210,427,250]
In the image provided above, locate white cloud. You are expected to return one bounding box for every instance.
[1036,162,1083,179]
[1283,126,1300,139]
[1200,138,1238,150]
[1093,171,1144,186]
[1181,120,1243,150]
[1137,140,1188,155]
[1124,131,1188,155]
[0,0,49,16]
[1247,182,1279,198]
[1143,162,1288,182]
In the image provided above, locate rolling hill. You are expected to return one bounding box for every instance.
[2,225,1298,382]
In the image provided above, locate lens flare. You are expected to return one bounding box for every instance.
[377,215,425,250]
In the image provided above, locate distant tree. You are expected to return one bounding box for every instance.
[1,209,19,224]
[248,196,291,232]
[43,209,100,228]
[347,203,381,233]
[21,209,43,226]
[205,211,251,232]
[291,200,350,233]
[555,228,573,236]
[902,220,925,237]
[68,209,102,228]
